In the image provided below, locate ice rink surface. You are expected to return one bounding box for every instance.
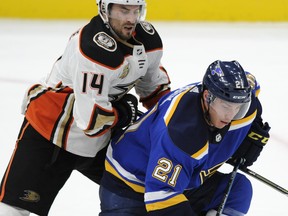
[0,18,288,215]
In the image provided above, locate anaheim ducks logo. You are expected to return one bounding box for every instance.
[119,64,130,79]
[19,190,40,202]
[140,21,155,35]
[93,32,117,52]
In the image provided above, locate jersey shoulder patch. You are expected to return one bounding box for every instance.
[139,21,155,35]
[93,32,117,52]
[80,16,124,68]
[134,21,162,52]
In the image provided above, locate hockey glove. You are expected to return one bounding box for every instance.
[228,121,270,168]
[112,94,138,129]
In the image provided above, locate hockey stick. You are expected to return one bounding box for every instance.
[217,158,245,216]
[239,167,288,196]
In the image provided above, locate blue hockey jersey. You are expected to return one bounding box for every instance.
[103,80,260,214]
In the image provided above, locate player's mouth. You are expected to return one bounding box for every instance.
[221,120,229,125]
[124,25,135,31]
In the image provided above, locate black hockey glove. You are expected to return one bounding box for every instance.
[112,94,138,129]
[227,121,270,168]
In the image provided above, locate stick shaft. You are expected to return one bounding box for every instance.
[240,168,288,196]
[216,158,245,215]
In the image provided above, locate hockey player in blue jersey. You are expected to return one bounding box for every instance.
[99,60,270,216]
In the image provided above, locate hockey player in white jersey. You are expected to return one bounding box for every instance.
[0,0,170,215]
[99,60,270,216]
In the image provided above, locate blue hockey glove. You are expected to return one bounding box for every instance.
[112,94,138,129]
[228,121,270,168]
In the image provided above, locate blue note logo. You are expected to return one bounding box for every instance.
[211,64,224,77]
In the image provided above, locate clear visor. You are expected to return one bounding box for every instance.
[108,4,146,23]
[210,97,251,120]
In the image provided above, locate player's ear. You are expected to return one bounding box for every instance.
[203,90,209,103]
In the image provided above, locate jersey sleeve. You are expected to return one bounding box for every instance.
[143,126,197,215]
[137,60,171,109]
[134,22,171,109]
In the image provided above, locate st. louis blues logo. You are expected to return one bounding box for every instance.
[211,65,224,76]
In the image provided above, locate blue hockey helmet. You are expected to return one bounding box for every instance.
[203,60,252,120]
[203,60,251,104]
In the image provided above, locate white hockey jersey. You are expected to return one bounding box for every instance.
[21,16,170,157]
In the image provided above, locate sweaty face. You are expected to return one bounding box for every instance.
[108,4,141,40]
[206,94,242,129]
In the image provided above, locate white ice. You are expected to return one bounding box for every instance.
[0,19,287,215]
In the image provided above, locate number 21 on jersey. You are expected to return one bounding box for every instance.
[152,157,182,187]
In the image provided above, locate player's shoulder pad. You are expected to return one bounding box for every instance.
[80,16,124,68]
[167,89,209,157]
[134,21,163,51]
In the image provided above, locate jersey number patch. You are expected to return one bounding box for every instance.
[82,72,104,95]
[152,158,182,187]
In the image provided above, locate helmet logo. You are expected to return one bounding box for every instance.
[211,65,223,76]
[93,32,117,52]
[233,95,246,99]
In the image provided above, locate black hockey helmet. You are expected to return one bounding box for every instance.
[203,60,251,104]
[202,60,252,120]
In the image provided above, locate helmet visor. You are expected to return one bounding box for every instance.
[210,96,251,121]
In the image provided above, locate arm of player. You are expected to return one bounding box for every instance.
[135,51,171,110]
[144,135,198,215]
